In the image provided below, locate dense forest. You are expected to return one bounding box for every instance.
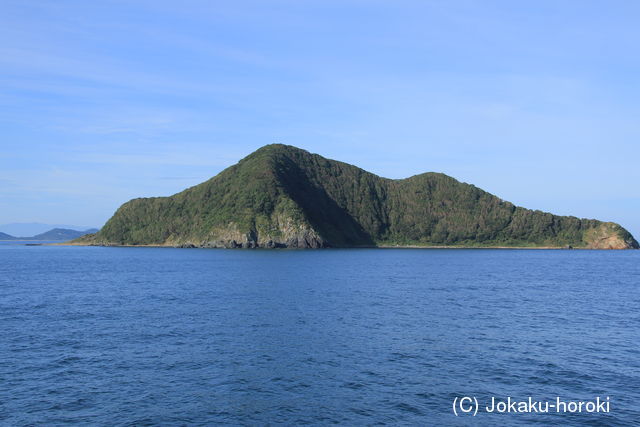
[77,144,638,249]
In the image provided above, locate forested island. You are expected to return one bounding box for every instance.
[75,145,638,249]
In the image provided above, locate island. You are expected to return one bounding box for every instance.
[74,144,638,249]
[0,228,98,241]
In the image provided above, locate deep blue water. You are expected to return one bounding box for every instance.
[1,245,639,426]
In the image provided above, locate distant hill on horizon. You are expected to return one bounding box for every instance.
[0,232,15,240]
[0,222,98,237]
[32,228,100,241]
[76,144,638,249]
[0,228,99,241]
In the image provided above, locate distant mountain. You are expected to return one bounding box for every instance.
[75,144,638,249]
[0,228,99,241]
[0,223,98,236]
[31,228,98,241]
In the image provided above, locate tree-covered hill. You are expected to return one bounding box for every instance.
[76,144,638,249]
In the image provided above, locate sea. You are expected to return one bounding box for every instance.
[1,243,639,426]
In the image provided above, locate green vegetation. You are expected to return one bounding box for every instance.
[77,144,639,249]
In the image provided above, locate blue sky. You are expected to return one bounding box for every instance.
[2,1,639,238]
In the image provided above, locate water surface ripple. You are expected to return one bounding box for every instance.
[1,245,639,425]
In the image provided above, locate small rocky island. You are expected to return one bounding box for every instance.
[75,144,638,249]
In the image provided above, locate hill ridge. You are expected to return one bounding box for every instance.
[76,144,639,249]
[0,228,98,241]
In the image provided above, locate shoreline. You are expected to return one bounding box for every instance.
[52,242,627,250]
